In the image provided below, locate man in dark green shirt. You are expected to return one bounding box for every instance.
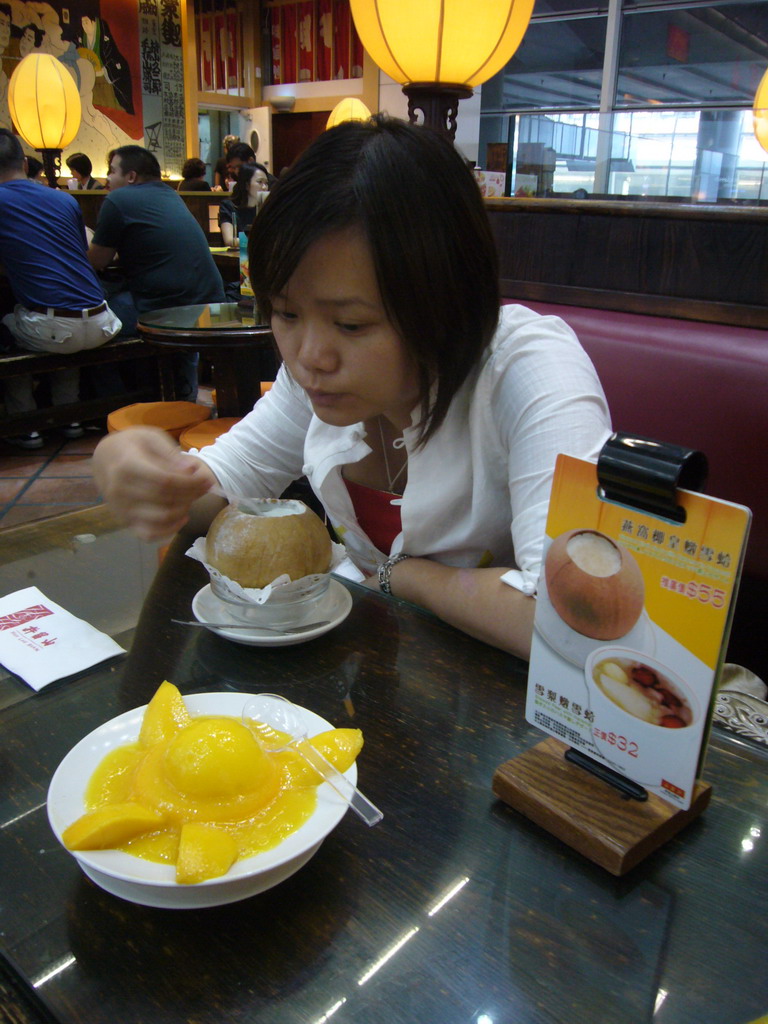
[88,145,225,400]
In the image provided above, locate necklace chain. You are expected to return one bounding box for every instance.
[378,417,407,493]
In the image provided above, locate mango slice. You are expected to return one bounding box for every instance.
[176,822,238,884]
[62,801,165,850]
[138,680,191,748]
[280,728,364,786]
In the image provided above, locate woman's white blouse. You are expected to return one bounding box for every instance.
[194,304,612,592]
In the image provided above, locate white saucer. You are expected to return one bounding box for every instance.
[191,579,353,646]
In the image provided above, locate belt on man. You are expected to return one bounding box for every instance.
[28,301,107,319]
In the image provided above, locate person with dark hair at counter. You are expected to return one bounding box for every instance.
[218,163,269,246]
[225,141,255,181]
[177,157,211,192]
[213,134,239,190]
[87,144,224,401]
[66,152,103,190]
[0,129,120,448]
[225,142,277,190]
[25,155,46,183]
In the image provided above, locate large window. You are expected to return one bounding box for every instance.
[479,0,768,201]
[617,4,767,108]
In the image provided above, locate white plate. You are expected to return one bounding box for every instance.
[47,693,357,909]
[191,578,353,646]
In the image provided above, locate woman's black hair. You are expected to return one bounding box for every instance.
[25,155,44,178]
[231,162,269,207]
[247,114,499,444]
[181,157,206,180]
[66,152,92,177]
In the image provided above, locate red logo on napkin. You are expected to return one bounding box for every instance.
[0,604,53,631]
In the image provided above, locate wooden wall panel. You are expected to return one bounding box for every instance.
[487,199,768,328]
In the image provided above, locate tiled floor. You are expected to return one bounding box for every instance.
[0,388,215,529]
[0,428,106,528]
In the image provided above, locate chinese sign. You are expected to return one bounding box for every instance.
[527,455,751,810]
[139,0,186,176]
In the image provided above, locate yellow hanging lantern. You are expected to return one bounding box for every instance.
[350,0,534,87]
[9,53,82,186]
[326,97,373,130]
[754,66,768,154]
[349,0,534,138]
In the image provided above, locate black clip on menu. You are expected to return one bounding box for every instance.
[563,432,709,800]
[596,431,708,525]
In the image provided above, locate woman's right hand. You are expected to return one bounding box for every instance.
[91,427,218,541]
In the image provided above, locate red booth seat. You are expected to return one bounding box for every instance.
[507,300,768,582]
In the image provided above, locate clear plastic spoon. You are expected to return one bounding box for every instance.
[242,694,383,827]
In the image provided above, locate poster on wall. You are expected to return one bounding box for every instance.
[138,0,186,176]
[0,0,185,177]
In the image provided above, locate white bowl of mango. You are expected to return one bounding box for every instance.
[47,683,363,909]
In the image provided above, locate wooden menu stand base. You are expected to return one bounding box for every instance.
[492,737,712,876]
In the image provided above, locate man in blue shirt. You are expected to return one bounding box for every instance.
[0,129,121,448]
[88,145,225,401]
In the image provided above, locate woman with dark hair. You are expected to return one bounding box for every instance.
[66,152,103,189]
[92,116,611,660]
[177,157,211,192]
[25,155,46,183]
[217,163,269,246]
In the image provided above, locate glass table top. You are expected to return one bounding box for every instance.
[0,507,161,713]
[0,511,766,1024]
[137,302,270,333]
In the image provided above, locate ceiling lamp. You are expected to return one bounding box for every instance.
[349,0,535,139]
[8,53,82,187]
[754,67,768,154]
[326,97,373,130]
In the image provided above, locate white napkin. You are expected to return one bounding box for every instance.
[0,586,125,691]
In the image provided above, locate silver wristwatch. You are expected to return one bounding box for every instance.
[377,553,411,595]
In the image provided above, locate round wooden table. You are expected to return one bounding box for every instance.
[137,301,277,417]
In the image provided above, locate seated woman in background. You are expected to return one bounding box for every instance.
[218,163,269,247]
[177,157,211,192]
[25,156,46,184]
[92,116,611,662]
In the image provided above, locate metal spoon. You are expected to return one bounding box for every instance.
[172,618,330,635]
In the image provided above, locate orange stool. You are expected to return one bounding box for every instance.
[178,417,241,452]
[107,402,211,440]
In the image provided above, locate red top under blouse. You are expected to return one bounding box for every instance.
[344,477,402,556]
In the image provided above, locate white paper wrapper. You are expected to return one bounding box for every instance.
[0,586,124,690]
[186,536,348,605]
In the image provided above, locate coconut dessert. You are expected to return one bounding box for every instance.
[205,499,331,589]
[544,528,645,640]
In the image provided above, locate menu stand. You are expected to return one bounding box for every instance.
[493,737,712,876]
[493,434,716,876]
